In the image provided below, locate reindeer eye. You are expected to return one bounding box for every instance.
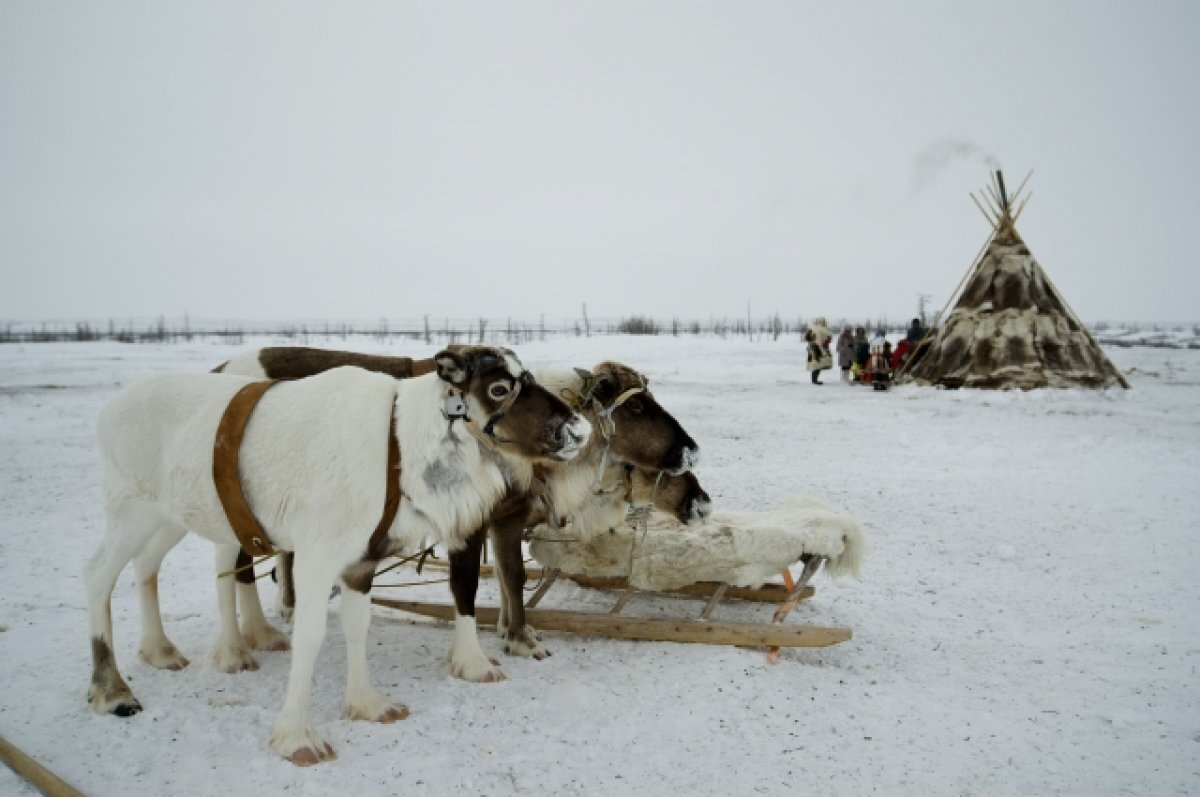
[489,382,511,399]
[626,398,643,413]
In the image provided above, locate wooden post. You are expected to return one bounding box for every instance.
[0,735,85,797]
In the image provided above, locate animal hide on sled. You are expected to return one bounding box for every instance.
[529,492,865,592]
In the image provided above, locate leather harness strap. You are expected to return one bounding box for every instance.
[366,418,402,561]
[214,380,280,556]
[410,358,437,376]
[213,380,402,560]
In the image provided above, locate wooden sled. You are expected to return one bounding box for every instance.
[373,557,844,651]
[373,493,862,655]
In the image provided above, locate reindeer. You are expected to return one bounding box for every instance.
[483,363,706,659]
[85,347,589,764]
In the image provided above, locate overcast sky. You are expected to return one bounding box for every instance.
[2,1,1197,325]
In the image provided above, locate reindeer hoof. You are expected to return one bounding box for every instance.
[288,742,336,767]
[290,748,319,767]
[504,629,550,660]
[112,700,143,717]
[377,705,410,723]
[346,697,410,723]
[212,645,260,673]
[89,685,143,717]
[139,644,190,671]
[451,663,507,683]
[226,658,259,674]
[242,624,291,653]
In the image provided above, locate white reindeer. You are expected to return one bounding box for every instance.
[84,347,589,765]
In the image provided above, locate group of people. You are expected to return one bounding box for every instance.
[805,318,927,387]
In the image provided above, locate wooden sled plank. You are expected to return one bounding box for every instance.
[372,598,851,648]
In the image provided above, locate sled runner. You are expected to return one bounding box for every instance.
[373,493,863,655]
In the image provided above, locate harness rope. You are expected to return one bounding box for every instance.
[217,553,277,581]
[624,469,665,577]
[555,373,647,495]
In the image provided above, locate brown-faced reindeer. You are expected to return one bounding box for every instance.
[216,348,707,674]
[87,346,589,764]
[483,362,706,660]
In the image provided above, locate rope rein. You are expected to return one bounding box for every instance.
[624,469,664,576]
[218,553,277,580]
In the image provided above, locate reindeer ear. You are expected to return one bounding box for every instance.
[434,350,469,385]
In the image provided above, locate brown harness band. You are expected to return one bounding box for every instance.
[213,379,403,561]
[410,358,437,376]
[365,417,402,561]
[214,380,280,556]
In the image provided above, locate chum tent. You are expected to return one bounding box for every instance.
[897,171,1128,390]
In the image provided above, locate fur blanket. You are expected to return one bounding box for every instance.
[529,492,865,591]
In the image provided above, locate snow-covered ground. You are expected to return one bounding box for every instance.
[0,336,1196,796]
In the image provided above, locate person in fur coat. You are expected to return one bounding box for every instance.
[836,325,854,383]
[805,317,834,385]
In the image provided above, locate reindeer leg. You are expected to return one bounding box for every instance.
[133,525,189,670]
[493,529,511,636]
[85,500,166,717]
[275,551,296,621]
[448,527,505,682]
[493,512,548,659]
[236,551,290,652]
[210,544,259,673]
[269,548,341,766]
[339,560,408,723]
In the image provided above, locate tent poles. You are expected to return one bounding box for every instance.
[970,193,999,227]
[1011,194,1032,226]
[1010,170,1033,206]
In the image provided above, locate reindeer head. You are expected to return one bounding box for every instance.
[435,346,590,462]
[629,467,712,524]
[576,361,700,475]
